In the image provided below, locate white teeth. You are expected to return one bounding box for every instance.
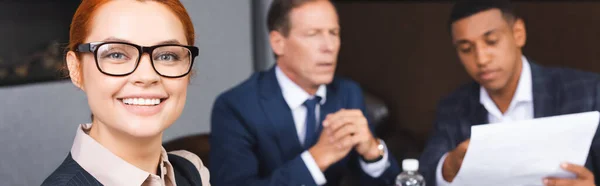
[121,98,162,106]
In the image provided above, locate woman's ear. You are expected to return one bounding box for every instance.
[66,51,84,91]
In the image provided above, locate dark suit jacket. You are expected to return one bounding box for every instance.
[42,153,203,186]
[209,67,400,186]
[419,62,600,185]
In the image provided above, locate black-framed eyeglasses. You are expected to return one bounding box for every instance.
[76,42,199,78]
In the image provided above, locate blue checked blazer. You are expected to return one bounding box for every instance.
[419,61,600,185]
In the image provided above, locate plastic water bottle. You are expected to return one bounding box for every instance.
[395,159,426,186]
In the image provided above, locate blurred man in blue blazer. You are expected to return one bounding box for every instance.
[419,1,600,186]
[209,0,399,185]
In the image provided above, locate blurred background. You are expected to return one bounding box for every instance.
[2,0,600,185]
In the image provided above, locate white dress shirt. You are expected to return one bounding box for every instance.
[435,56,534,185]
[71,124,211,186]
[275,67,390,185]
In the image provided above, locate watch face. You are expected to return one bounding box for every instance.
[377,140,385,155]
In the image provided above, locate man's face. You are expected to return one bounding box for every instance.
[271,1,340,90]
[451,9,526,93]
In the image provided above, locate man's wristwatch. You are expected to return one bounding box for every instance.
[361,139,385,163]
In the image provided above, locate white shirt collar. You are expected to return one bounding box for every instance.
[480,56,533,119]
[275,66,327,109]
[70,124,175,185]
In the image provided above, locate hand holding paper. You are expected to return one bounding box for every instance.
[450,111,599,186]
[543,163,595,186]
[443,139,470,182]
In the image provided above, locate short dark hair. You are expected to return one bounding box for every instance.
[267,0,317,37]
[449,0,517,29]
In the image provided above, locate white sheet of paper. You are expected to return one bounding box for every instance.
[451,111,600,186]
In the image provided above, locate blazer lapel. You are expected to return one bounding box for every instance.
[258,67,305,161]
[319,84,343,134]
[465,83,488,139]
[530,61,558,118]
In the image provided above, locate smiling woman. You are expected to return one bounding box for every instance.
[41,0,210,185]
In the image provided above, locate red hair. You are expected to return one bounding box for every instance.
[68,0,196,54]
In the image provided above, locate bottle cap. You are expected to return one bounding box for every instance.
[402,159,419,171]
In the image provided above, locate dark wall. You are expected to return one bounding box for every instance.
[0,1,79,86]
[335,2,600,159]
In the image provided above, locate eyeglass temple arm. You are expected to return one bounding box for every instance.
[76,43,92,52]
[190,47,199,57]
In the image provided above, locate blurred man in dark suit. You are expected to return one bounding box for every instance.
[209,0,399,185]
[419,1,600,186]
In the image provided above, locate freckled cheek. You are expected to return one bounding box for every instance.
[89,82,124,107]
[164,79,189,106]
[83,80,125,121]
[82,67,126,101]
